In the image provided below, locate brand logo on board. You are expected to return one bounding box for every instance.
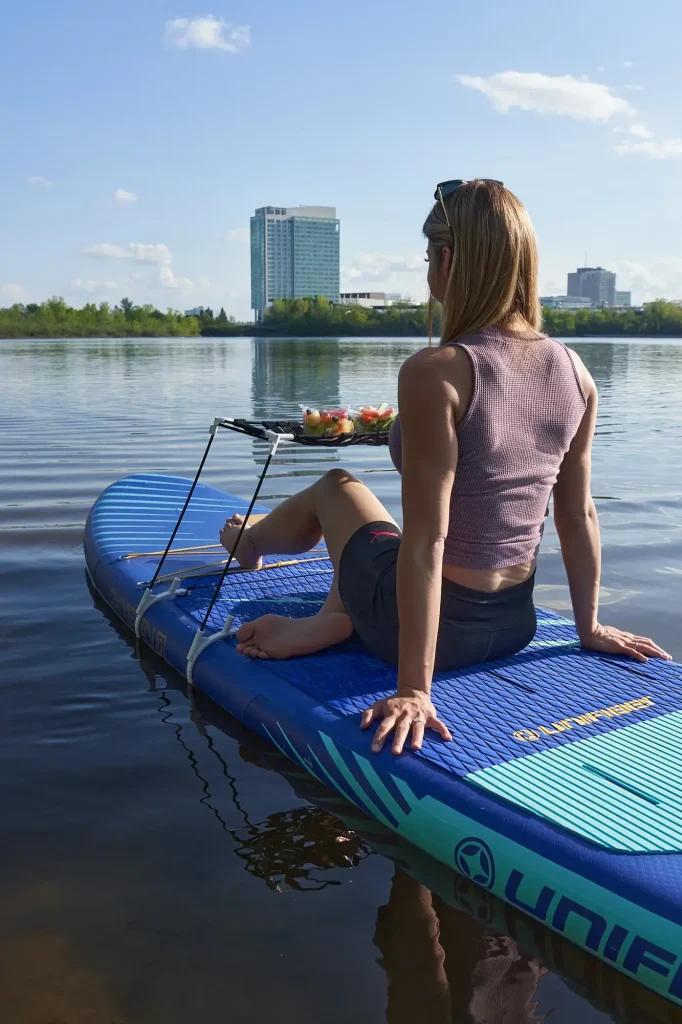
[454,837,496,890]
[512,696,655,742]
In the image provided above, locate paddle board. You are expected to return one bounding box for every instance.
[85,473,682,1006]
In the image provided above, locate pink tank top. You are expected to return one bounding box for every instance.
[388,327,587,570]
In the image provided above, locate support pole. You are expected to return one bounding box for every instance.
[144,417,222,592]
[186,435,282,686]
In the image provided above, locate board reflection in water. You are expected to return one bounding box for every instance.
[96,584,681,1024]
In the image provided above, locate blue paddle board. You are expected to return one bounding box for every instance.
[85,473,682,1006]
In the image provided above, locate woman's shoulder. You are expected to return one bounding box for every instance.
[399,344,471,409]
[400,343,463,377]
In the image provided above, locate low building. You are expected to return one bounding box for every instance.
[338,291,416,309]
[184,306,207,317]
[615,291,632,307]
[541,295,594,310]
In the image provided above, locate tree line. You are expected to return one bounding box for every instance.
[1,294,682,339]
[208,296,682,338]
[0,297,201,338]
[541,300,682,338]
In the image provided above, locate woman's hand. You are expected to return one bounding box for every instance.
[360,689,452,755]
[580,623,671,663]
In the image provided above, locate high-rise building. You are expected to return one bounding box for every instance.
[250,205,340,319]
[566,267,616,307]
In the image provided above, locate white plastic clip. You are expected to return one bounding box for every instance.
[186,616,236,687]
[264,429,294,444]
[134,577,188,638]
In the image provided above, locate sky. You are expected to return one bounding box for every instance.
[1,0,681,318]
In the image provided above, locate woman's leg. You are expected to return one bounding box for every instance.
[219,469,398,659]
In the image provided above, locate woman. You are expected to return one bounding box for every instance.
[220,179,670,755]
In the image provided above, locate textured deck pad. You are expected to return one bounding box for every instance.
[179,570,682,852]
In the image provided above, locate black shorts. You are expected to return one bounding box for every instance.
[338,521,537,673]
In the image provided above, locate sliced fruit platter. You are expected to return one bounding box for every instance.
[302,408,355,436]
[302,404,396,437]
[354,404,397,434]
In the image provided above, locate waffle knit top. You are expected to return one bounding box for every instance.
[388,327,587,570]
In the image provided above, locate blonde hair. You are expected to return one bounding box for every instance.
[423,180,541,344]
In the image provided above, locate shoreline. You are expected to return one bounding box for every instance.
[3,298,681,341]
[3,332,682,341]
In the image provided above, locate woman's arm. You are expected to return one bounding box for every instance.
[554,354,670,662]
[362,350,458,754]
[552,370,601,640]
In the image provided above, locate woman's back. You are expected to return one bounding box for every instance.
[389,327,586,570]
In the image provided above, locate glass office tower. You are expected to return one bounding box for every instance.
[250,206,340,319]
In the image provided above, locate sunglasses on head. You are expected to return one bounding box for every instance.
[434,179,504,228]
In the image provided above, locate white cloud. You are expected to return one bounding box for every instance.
[628,123,654,139]
[84,243,129,260]
[84,242,172,264]
[617,259,682,302]
[71,278,118,293]
[27,175,55,188]
[159,265,194,290]
[596,65,605,72]
[164,16,250,53]
[1,283,30,301]
[458,71,634,122]
[226,227,250,242]
[128,243,172,265]
[346,253,424,281]
[113,188,138,204]
[623,61,634,68]
[615,136,682,159]
[83,241,196,291]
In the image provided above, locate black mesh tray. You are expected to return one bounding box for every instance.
[219,417,390,447]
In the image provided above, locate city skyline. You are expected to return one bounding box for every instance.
[1,0,681,319]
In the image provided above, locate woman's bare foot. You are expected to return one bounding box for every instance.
[219,514,262,570]
[235,611,353,659]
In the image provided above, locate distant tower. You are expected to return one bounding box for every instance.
[567,266,616,307]
[250,206,340,321]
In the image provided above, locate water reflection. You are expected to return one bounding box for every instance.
[90,581,682,1024]
[3,336,682,1023]
[251,338,343,417]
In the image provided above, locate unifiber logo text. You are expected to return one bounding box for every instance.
[505,869,682,997]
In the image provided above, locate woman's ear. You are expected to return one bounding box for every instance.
[441,245,453,279]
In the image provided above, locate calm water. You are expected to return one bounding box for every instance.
[2,336,682,1024]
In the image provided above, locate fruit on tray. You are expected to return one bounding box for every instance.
[303,408,355,436]
[355,404,397,433]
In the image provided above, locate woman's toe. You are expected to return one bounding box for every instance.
[236,621,256,643]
